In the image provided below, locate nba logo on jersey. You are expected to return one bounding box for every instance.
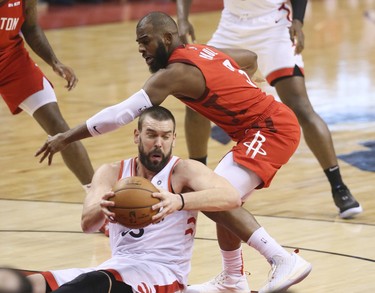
[243,130,267,158]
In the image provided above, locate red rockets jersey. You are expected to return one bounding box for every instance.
[168,44,277,141]
[0,0,25,63]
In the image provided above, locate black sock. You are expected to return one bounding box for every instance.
[324,165,345,189]
[190,156,207,165]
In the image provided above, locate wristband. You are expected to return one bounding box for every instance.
[291,0,307,24]
[178,193,185,211]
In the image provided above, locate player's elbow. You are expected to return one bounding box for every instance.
[224,187,242,209]
[81,216,97,233]
[81,218,90,233]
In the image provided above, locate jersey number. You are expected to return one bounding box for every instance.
[222,59,258,88]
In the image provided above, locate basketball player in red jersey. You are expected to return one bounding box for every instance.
[177,0,362,221]
[36,12,312,293]
[0,0,94,192]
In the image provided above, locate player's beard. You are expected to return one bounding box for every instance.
[149,40,169,73]
[138,144,172,173]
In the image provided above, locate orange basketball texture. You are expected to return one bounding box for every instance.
[109,176,160,229]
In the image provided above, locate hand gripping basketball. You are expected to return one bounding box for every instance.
[109,176,160,229]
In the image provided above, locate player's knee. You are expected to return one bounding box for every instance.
[54,271,132,293]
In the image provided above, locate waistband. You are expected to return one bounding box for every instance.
[222,5,285,21]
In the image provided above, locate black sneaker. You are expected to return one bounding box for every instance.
[332,185,363,219]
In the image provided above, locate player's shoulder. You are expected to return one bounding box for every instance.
[24,0,37,10]
[173,158,206,174]
[156,62,193,83]
[96,161,122,174]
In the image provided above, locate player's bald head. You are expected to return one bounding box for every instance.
[137,11,178,35]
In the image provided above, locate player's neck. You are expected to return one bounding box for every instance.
[135,158,156,181]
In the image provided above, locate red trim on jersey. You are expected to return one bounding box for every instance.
[117,160,125,181]
[131,158,137,176]
[278,3,292,22]
[168,158,181,192]
[106,269,123,281]
[41,271,59,291]
[154,280,184,292]
[266,67,305,85]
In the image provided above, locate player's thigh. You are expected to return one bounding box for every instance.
[274,76,317,119]
[214,152,262,200]
[19,77,57,116]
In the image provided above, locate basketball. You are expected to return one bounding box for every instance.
[109,176,160,229]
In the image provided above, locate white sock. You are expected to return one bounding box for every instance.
[247,227,289,262]
[221,247,244,276]
[82,183,91,194]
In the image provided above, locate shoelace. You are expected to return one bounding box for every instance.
[210,271,251,285]
[210,272,228,285]
[267,249,300,282]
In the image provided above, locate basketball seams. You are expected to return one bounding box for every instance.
[114,187,156,194]
[111,205,153,210]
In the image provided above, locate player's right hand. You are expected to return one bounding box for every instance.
[289,19,305,55]
[100,192,116,223]
[35,133,68,165]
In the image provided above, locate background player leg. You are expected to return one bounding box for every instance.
[275,76,362,218]
[33,102,94,188]
[184,106,210,165]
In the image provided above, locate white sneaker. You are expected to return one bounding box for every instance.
[186,271,250,293]
[259,251,312,293]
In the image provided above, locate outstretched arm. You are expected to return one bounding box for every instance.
[35,89,153,165]
[22,0,77,90]
[176,0,196,43]
[35,66,182,165]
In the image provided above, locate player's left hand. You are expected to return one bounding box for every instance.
[151,190,184,222]
[52,62,78,91]
[289,19,305,55]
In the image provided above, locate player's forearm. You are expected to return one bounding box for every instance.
[290,0,308,24]
[86,89,153,136]
[62,124,93,145]
[81,203,105,233]
[176,0,192,21]
[181,187,241,211]
[22,25,60,68]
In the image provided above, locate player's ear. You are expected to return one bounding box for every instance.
[134,129,140,144]
[172,133,176,148]
[163,32,173,46]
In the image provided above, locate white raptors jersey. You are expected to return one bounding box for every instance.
[224,0,287,17]
[109,156,198,269]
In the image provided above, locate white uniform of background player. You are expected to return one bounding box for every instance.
[209,0,303,85]
[41,156,198,293]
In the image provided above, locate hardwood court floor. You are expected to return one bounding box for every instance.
[1,0,374,292]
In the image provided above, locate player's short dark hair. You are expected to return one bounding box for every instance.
[138,106,176,132]
[137,11,178,35]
